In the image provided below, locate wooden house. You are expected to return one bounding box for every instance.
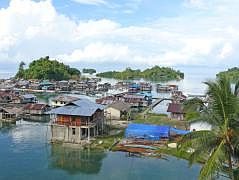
[167,103,185,120]
[24,103,50,115]
[105,101,131,120]
[57,80,71,91]
[48,99,105,143]
[50,95,80,107]
[21,94,38,104]
[0,106,23,122]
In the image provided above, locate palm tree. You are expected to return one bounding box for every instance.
[178,75,239,180]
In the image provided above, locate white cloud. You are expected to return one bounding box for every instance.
[0,0,239,71]
[218,43,233,59]
[71,0,107,5]
[57,42,130,63]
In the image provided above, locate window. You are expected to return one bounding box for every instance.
[72,128,76,135]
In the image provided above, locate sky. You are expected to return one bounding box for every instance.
[0,0,238,73]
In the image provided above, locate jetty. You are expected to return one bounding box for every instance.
[150,98,173,109]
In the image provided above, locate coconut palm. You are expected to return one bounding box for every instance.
[178,75,239,180]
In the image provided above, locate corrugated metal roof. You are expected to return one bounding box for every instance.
[107,101,131,111]
[167,103,184,114]
[47,99,104,116]
[24,103,48,110]
[22,94,36,99]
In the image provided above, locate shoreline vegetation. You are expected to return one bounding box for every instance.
[96,66,184,81]
[216,67,239,82]
[82,68,96,74]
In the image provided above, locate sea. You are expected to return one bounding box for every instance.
[0,66,228,180]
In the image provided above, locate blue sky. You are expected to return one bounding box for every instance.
[0,0,238,72]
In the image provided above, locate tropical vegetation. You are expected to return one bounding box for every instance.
[15,56,81,80]
[82,68,96,74]
[217,67,239,82]
[96,66,184,81]
[178,75,239,180]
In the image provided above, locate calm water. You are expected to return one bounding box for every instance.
[0,121,201,180]
[0,67,228,180]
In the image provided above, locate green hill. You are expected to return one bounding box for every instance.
[15,56,81,80]
[96,66,184,81]
[216,67,239,82]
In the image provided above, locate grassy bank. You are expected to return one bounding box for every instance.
[133,112,189,130]
[90,129,125,150]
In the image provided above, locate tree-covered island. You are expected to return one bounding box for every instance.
[96,66,184,81]
[82,68,96,74]
[15,56,81,80]
[216,67,239,82]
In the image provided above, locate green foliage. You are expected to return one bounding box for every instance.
[15,61,26,79]
[96,66,184,81]
[15,56,81,80]
[178,75,239,180]
[217,67,239,82]
[183,98,204,121]
[82,68,96,74]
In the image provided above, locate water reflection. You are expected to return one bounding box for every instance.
[0,121,16,132]
[50,145,107,175]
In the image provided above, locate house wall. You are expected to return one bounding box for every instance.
[105,107,121,120]
[25,109,43,115]
[170,113,184,120]
[56,115,82,126]
[51,100,66,107]
[51,124,100,143]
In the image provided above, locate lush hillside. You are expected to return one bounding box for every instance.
[216,67,239,82]
[96,66,184,81]
[15,56,81,80]
[82,68,96,74]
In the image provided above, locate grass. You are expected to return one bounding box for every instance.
[156,147,205,164]
[91,129,125,150]
[133,112,189,130]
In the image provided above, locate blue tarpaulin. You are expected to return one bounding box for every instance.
[125,123,170,140]
[170,128,189,135]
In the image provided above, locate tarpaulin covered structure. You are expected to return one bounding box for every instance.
[125,123,170,140]
[170,128,189,135]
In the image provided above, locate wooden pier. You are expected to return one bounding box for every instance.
[149,98,173,109]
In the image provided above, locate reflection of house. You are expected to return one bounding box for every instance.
[21,94,38,104]
[167,103,185,120]
[49,99,105,143]
[24,103,50,115]
[51,95,80,107]
[50,145,106,174]
[105,101,131,120]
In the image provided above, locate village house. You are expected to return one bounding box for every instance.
[57,80,71,91]
[97,83,111,92]
[167,103,185,120]
[0,91,21,104]
[24,103,50,115]
[39,80,55,90]
[21,94,38,104]
[157,84,178,92]
[0,106,23,122]
[139,82,152,92]
[48,99,105,144]
[105,101,131,120]
[50,95,80,107]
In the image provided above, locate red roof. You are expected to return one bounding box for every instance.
[167,103,184,114]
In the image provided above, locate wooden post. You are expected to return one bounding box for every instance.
[88,117,90,142]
